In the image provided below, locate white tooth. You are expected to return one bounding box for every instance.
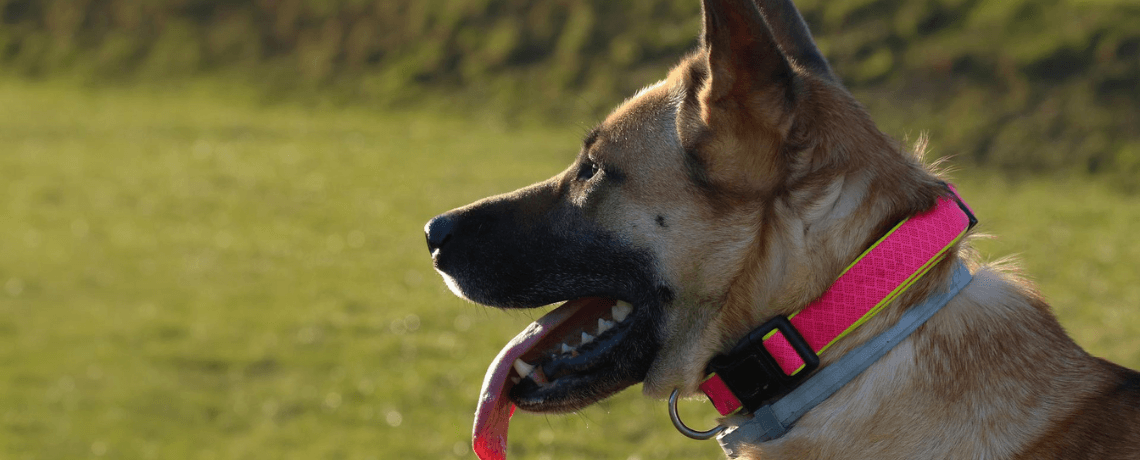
[597,318,614,333]
[511,376,521,384]
[513,359,535,378]
[612,301,633,322]
[580,332,594,344]
[561,343,574,354]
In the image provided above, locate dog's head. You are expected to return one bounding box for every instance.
[426,0,945,414]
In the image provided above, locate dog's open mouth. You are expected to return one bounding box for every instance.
[474,296,652,455]
[481,297,641,411]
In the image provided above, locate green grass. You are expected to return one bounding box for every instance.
[0,79,1137,460]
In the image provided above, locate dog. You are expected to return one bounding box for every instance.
[425,0,1140,458]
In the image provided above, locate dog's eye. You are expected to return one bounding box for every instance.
[576,160,600,182]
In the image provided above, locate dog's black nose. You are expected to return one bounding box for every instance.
[425,214,455,255]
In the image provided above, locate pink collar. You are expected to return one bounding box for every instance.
[698,185,976,416]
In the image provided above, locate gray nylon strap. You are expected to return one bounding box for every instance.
[717,262,973,458]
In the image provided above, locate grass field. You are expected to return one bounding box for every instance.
[0,79,1137,460]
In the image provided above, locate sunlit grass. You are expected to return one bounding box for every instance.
[0,79,1136,459]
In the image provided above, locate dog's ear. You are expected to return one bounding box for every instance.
[753,0,836,82]
[688,0,798,195]
[700,0,794,113]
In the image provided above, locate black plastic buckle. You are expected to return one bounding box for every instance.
[705,315,820,412]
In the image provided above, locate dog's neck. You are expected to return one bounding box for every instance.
[694,188,974,419]
[677,179,1000,457]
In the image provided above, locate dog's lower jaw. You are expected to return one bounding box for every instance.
[512,372,641,413]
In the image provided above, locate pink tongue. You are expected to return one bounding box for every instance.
[472,299,595,460]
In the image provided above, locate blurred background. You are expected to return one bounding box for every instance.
[0,0,1137,459]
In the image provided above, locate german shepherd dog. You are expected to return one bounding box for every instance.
[426,0,1140,458]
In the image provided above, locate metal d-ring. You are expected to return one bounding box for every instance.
[668,389,726,440]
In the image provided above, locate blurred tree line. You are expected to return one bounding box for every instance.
[1,0,1137,182]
